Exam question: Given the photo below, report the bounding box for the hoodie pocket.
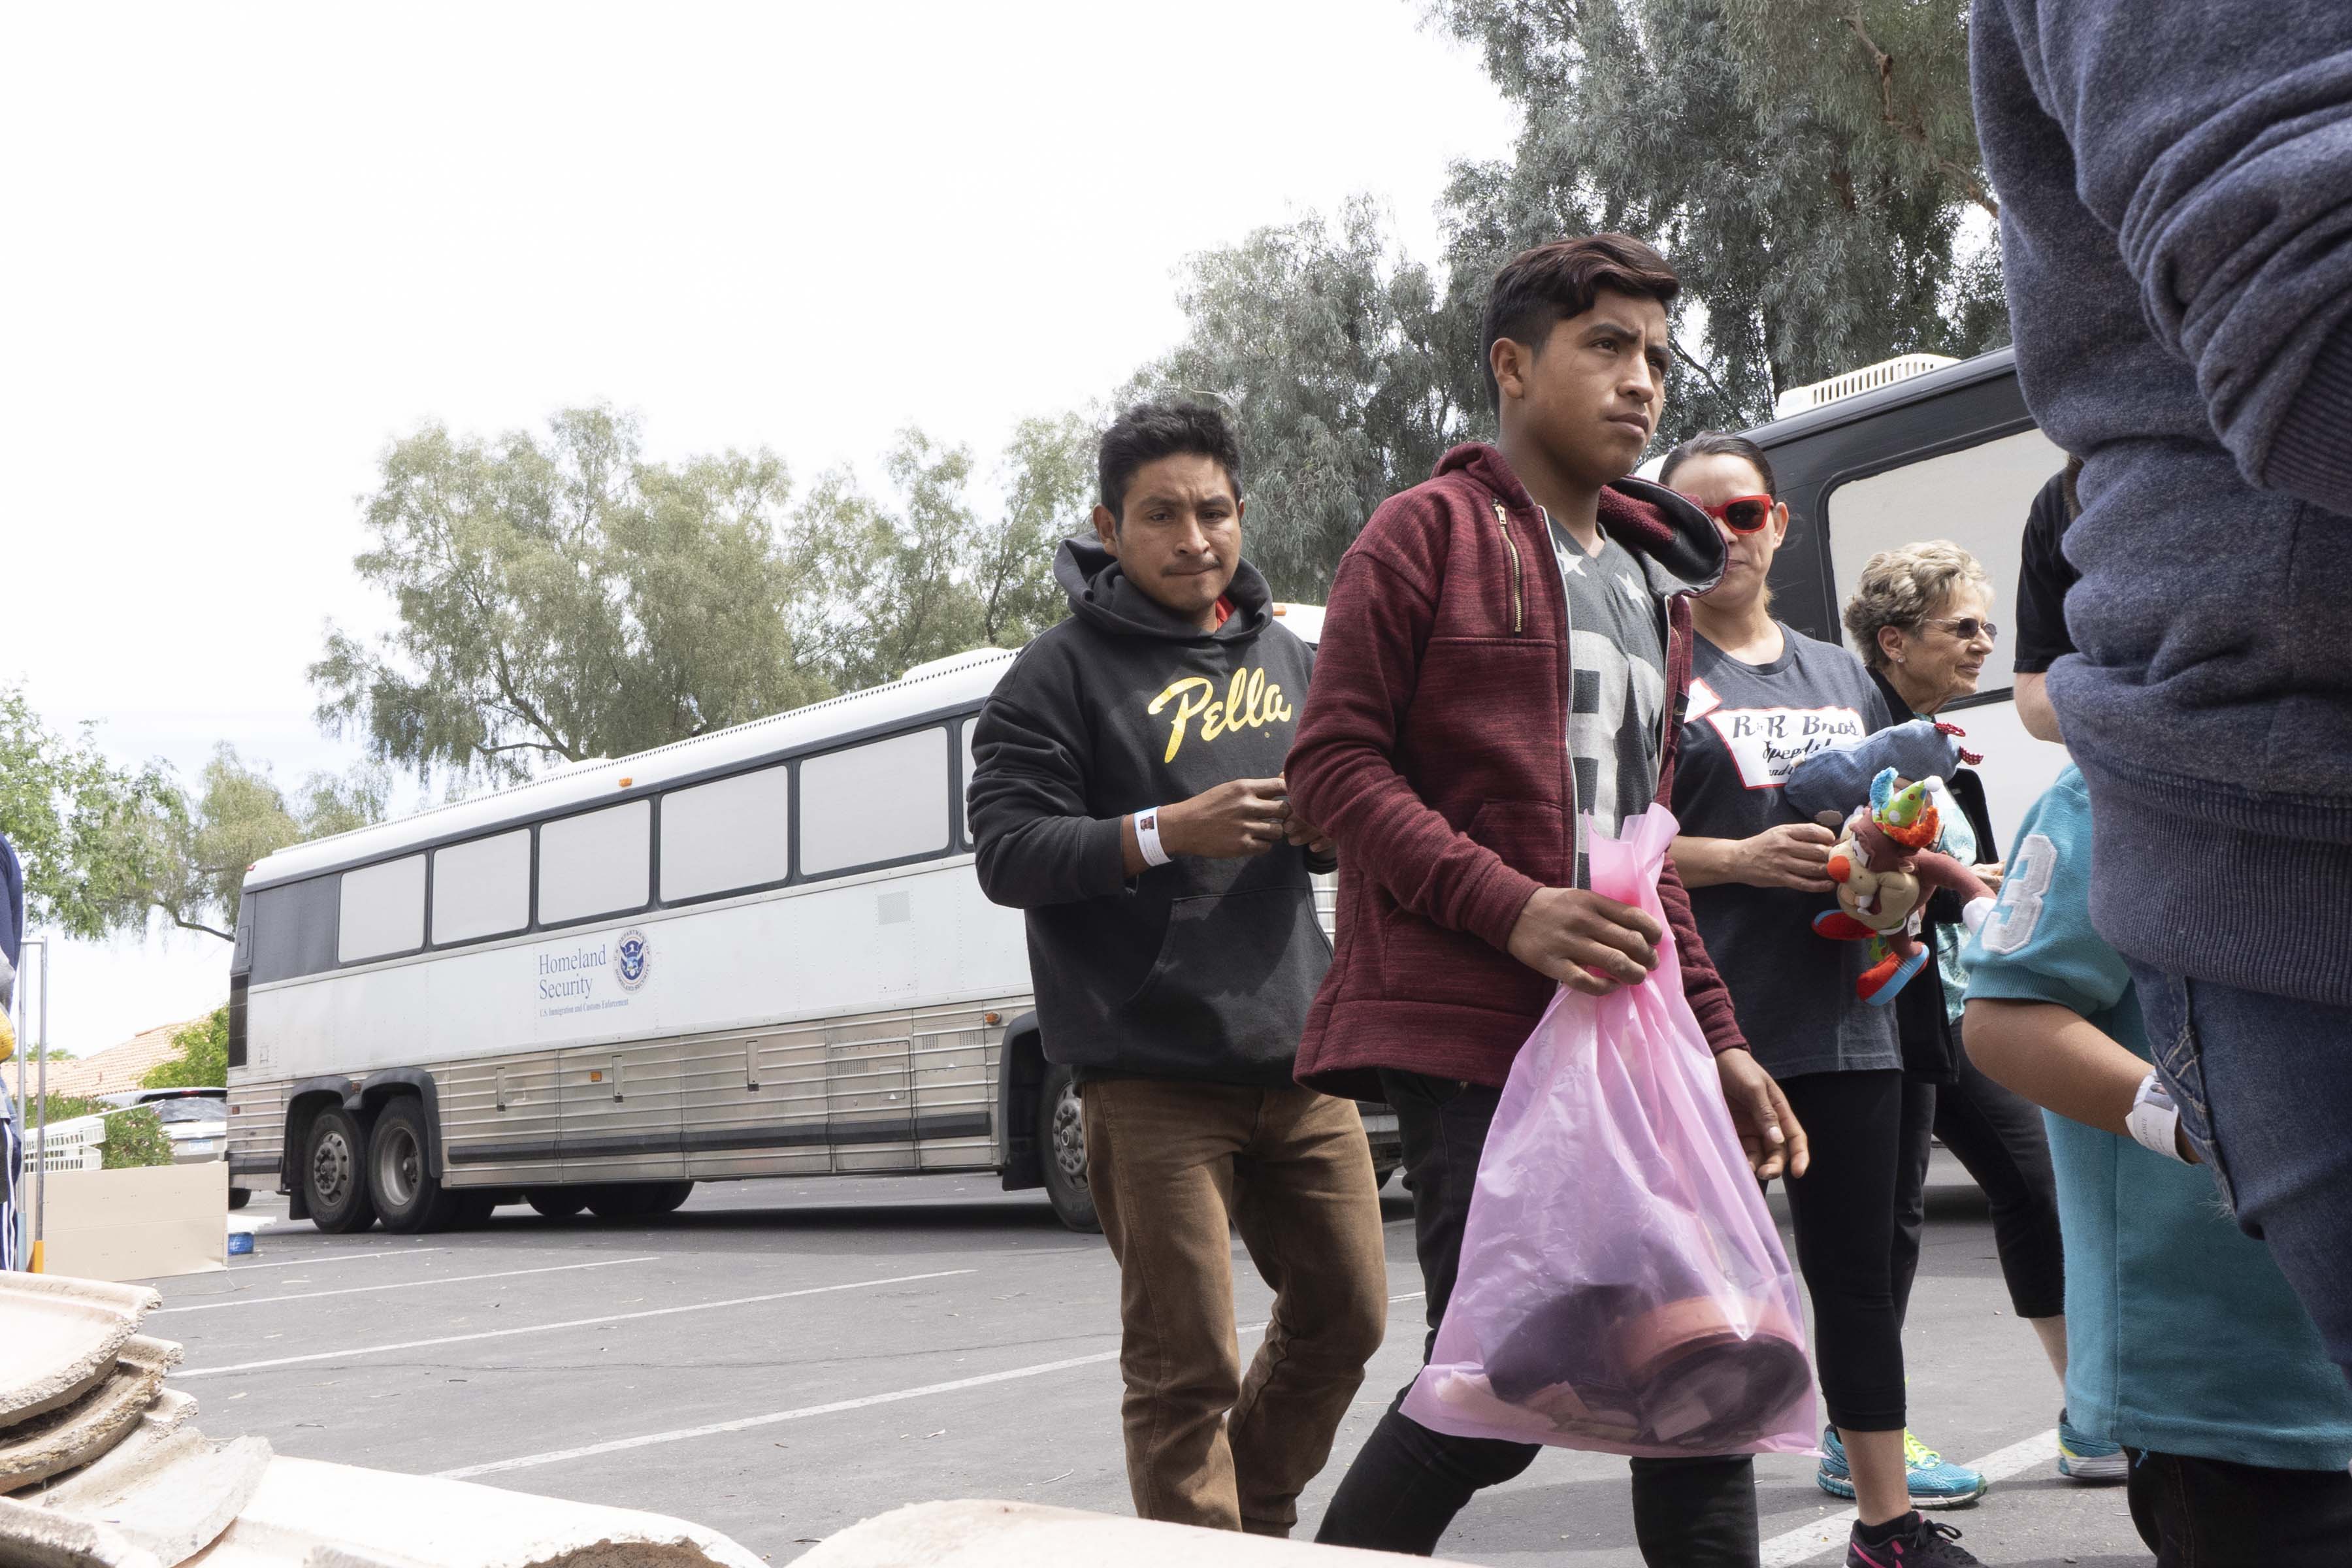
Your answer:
[1120,887,1331,1064]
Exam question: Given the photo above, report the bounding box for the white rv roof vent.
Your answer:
[1773,353,1959,418]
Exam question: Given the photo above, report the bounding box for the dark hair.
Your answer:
[1481,234,1680,414]
[1658,433,1778,498]
[1096,400,1243,521]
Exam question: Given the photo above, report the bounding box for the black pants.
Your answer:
[1775,1070,1907,1431]
[1892,1029,2066,1323]
[2124,1448,2352,1565]
[1313,1070,1759,1565]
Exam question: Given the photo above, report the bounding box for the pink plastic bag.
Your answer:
[1399,804,1818,1458]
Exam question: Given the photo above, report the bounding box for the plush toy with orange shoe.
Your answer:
[1812,768,1995,1005]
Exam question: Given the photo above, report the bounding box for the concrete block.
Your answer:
[0,1338,182,1494]
[33,1435,270,1568]
[791,1501,1469,1568]
[27,1392,200,1503]
[40,1165,228,1284]
[0,1275,161,1429]
[186,1456,766,1568]
[0,1493,162,1568]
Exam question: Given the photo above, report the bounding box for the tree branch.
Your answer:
[1840,14,2000,220]
[158,907,234,942]
[435,525,583,767]
[473,737,578,759]
[1670,335,1749,421]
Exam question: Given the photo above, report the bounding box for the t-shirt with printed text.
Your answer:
[1670,625,1902,1079]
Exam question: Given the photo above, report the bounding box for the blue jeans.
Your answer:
[2129,963,2352,1389]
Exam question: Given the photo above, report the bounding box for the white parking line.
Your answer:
[152,1256,658,1314]
[440,1347,1132,1478]
[223,1248,453,1273]
[177,1269,974,1379]
[440,1290,1429,1478]
[1757,1428,2059,1566]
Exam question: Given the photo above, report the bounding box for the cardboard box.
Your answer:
[38,1162,227,1282]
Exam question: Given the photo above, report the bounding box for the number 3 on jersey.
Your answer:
[1980,832,2057,955]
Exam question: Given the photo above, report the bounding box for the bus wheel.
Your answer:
[304,1105,378,1234]
[370,1098,459,1234]
[587,1181,694,1220]
[227,1187,252,1211]
[527,1189,588,1220]
[1037,1064,1099,1234]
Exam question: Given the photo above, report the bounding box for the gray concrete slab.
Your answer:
[151,1162,2150,1566]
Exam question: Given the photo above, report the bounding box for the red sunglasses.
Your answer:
[1679,492,1776,534]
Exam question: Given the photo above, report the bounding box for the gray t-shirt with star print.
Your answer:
[1547,518,1667,888]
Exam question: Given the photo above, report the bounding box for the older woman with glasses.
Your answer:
[1844,544,2091,1486]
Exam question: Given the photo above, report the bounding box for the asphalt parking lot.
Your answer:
[145,1160,2149,1566]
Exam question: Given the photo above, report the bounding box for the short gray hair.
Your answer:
[1842,541,1993,673]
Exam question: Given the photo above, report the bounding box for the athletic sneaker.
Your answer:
[1846,1512,1982,1567]
[1816,1427,1989,1509]
[2056,1407,2127,1482]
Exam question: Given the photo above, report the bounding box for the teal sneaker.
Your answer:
[2057,1409,2127,1482]
[1816,1427,1989,1509]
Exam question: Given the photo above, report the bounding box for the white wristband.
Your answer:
[1133,806,1173,869]
[2125,1071,2190,1164]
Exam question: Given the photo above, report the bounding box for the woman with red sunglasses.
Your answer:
[1659,434,1995,1556]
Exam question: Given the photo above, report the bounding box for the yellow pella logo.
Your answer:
[1149,668,1295,762]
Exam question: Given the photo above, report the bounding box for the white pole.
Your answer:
[29,938,47,1254]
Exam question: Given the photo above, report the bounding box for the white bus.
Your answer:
[227,607,1394,1235]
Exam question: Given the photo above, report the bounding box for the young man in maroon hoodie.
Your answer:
[1289,234,1810,1566]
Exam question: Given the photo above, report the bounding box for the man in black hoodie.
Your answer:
[969,402,1387,1537]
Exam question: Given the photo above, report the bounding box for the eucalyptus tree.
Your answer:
[1133,199,1471,601]
[314,404,1083,792]
[1430,0,2008,438]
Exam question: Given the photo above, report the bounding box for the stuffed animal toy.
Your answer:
[1812,768,1993,1005]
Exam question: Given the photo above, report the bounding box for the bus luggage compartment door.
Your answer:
[681,1026,832,1179]
[558,1039,687,1181]
[825,1015,916,1173]
[440,1051,563,1183]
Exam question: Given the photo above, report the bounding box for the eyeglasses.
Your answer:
[1922,615,2000,643]
[1678,492,1776,534]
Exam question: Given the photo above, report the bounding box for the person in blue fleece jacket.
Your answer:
[1971,3,2352,1390]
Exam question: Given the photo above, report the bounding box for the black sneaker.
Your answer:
[1846,1513,1982,1567]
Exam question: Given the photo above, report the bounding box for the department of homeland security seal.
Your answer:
[614,928,651,992]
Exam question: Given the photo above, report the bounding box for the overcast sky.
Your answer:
[0,2,1520,1054]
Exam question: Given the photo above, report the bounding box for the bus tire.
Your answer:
[368,1097,459,1234]
[227,1187,252,1210]
[1371,1158,1402,1192]
[304,1104,378,1234]
[1037,1064,1099,1234]
[527,1189,588,1220]
[587,1181,694,1220]
[453,1191,500,1227]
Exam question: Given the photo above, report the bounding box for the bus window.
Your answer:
[538,798,651,926]
[959,721,976,844]
[661,766,791,903]
[1822,426,2065,697]
[250,877,337,983]
[338,855,426,964]
[433,828,531,945]
[799,727,951,878]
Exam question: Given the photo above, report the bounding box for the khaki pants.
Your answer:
[1081,1077,1389,1535]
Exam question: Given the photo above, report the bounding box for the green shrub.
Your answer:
[32,1096,174,1169]
[142,1007,228,1090]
